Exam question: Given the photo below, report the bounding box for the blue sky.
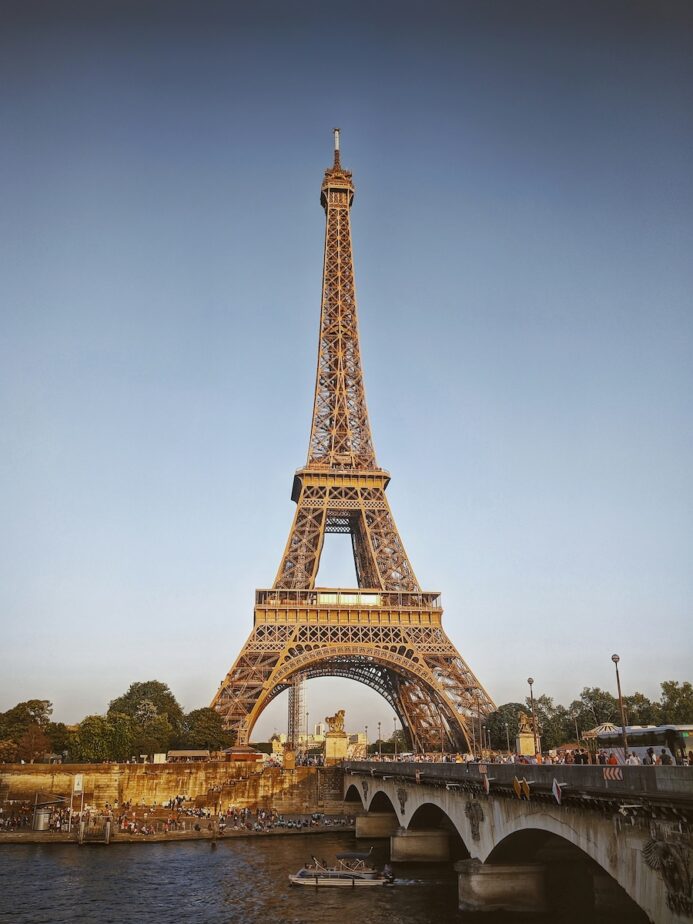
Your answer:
[1,1,691,739]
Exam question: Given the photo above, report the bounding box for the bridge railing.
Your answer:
[344,761,693,805]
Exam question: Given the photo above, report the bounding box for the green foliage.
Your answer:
[659,681,693,724]
[17,724,50,763]
[132,714,174,757]
[72,713,137,762]
[46,722,72,756]
[0,700,53,742]
[623,692,661,726]
[179,708,231,751]
[108,713,138,761]
[108,681,184,731]
[72,716,115,762]
[524,695,573,750]
[0,739,18,762]
[569,687,619,730]
[486,703,525,750]
[488,686,684,752]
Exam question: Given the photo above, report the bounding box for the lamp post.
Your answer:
[572,712,580,746]
[440,714,444,760]
[482,725,487,753]
[365,724,368,758]
[393,716,398,759]
[611,654,630,761]
[378,721,382,758]
[527,677,539,757]
[305,712,309,749]
[475,692,482,759]
[505,721,511,754]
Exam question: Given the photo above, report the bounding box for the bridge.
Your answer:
[344,760,693,922]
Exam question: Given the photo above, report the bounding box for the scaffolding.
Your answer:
[287,673,305,750]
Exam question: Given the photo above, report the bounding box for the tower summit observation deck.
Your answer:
[212,131,494,751]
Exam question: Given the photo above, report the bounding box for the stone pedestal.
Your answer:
[282,749,296,770]
[355,812,400,839]
[390,828,450,862]
[515,731,540,756]
[323,731,348,766]
[455,859,548,913]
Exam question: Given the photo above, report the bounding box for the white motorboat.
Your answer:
[289,851,394,888]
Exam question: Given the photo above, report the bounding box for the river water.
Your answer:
[0,833,644,923]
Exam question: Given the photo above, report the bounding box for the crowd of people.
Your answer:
[0,795,355,839]
[363,746,693,766]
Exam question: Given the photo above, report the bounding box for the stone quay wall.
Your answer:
[0,763,346,815]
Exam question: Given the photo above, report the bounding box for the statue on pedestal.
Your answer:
[516,711,540,757]
[324,709,348,765]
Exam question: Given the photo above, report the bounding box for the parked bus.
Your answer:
[595,725,693,764]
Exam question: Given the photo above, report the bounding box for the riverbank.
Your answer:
[0,762,346,815]
[0,823,355,845]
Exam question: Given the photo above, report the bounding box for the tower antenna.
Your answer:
[333,127,341,168]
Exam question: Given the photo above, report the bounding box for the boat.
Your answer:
[288,850,394,887]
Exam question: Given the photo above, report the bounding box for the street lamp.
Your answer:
[365,724,368,758]
[393,716,398,759]
[527,677,539,757]
[504,721,511,754]
[475,692,482,759]
[611,654,630,761]
[572,712,580,746]
[378,721,382,758]
[305,711,309,748]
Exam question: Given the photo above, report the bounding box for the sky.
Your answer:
[1,1,692,741]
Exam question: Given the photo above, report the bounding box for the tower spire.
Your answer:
[308,130,374,469]
[333,127,341,168]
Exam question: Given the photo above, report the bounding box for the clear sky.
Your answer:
[1,1,692,740]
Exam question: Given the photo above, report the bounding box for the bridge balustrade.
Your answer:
[344,760,693,806]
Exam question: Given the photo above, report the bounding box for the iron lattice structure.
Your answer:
[212,131,494,751]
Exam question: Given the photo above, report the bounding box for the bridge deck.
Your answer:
[345,761,693,808]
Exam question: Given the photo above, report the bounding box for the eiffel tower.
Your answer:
[212,131,495,751]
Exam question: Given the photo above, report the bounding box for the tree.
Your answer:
[569,688,618,731]
[623,692,660,726]
[17,723,50,763]
[132,714,174,757]
[180,708,231,750]
[46,722,72,756]
[525,695,573,750]
[72,716,116,763]
[486,703,524,751]
[108,681,184,731]
[0,700,53,742]
[0,739,18,762]
[107,713,137,761]
[659,681,693,724]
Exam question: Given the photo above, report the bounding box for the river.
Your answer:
[0,833,644,923]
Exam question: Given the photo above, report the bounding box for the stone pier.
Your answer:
[455,859,548,913]
[390,828,450,862]
[354,811,399,839]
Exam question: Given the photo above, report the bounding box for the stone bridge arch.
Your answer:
[344,770,680,921]
[485,827,646,919]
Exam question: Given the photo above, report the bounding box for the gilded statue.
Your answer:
[325,709,345,733]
